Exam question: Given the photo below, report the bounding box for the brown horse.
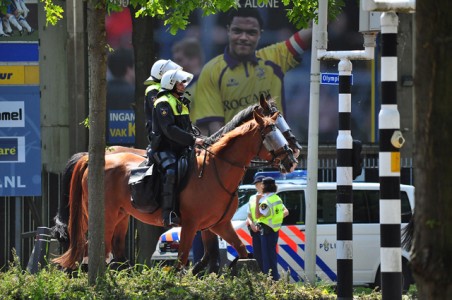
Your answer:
[51,95,301,268]
[52,110,297,269]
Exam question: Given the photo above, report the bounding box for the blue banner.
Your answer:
[107,109,135,145]
[0,43,39,63]
[0,86,41,196]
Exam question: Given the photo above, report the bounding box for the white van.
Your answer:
[152,171,415,289]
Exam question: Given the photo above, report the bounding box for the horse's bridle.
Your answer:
[270,106,303,152]
[253,120,298,173]
[261,124,293,162]
[198,120,294,175]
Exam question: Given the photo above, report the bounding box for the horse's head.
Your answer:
[258,94,302,159]
[254,109,298,174]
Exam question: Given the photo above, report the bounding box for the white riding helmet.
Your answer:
[160,69,193,91]
[144,59,182,85]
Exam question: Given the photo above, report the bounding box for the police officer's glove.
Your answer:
[146,148,155,166]
[194,137,204,156]
[181,97,191,107]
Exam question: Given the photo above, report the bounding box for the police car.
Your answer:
[152,170,415,289]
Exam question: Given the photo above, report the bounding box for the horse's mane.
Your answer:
[204,97,277,145]
[204,105,256,145]
[208,119,259,155]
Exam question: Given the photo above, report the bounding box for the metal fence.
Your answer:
[0,157,414,270]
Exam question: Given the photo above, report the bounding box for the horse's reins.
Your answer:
[197,124,282,178]
[197,143,247,179]
[196,143,245,230]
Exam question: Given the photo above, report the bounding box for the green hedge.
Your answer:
[0,256,417,300]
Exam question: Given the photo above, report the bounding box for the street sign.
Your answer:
[320,73,354,85]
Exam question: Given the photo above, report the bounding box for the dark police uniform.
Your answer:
[150,91,196,226]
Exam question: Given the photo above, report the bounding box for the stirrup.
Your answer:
[165,211,180,227]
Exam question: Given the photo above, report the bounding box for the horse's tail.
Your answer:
[52,156,89,269]
[50,152,88,250]
[401,210,415,252]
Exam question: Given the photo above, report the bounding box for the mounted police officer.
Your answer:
[144,59,182,142]
[149,69,203,227]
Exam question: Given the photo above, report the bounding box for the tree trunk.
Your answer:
[130,7,154,149]
[87,0,107,284]
[412,0,452,297]
[129,8,165,265]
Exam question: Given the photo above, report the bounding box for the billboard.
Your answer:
[0,86,41,196]
[0,41,41,196]
[107,109,135,145]
[107,1,373,145]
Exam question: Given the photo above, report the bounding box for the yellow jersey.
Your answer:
[193,40,302,125]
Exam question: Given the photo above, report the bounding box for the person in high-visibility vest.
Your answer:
[246,174,266,271]
[144,59,182,162]
[150,69,204,227]
[254,177,288,280]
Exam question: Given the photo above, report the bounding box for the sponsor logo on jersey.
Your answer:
[256,67,266,79]
[226,78,239,87]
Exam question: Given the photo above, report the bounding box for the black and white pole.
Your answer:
[336,58,353,300]
[379,11,404,300]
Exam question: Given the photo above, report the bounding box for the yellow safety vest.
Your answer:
[249,195,258,223]
[145,83,160,97]
[154,93,189,116]
[257,193,284,232]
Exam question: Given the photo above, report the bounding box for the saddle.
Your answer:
[128,149,193,213]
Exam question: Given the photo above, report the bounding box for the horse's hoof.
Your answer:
[80,263,89,272]
[179,268,188,276]
[229,258,259,276]
[206,261,220,274]
[192,259,209,276]
[108,257,132,271]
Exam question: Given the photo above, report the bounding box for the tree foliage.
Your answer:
[41,0,64,25]
[41,0,344,34]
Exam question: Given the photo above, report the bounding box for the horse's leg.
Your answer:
[108,213,131,270]
[111,213,130,262]
[210,222,248,259]
[176,225,197,270]
[192,230,220,275]
[103,220,116,264]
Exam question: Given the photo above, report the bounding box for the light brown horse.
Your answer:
[52,110,297,269]
[51,96,301,270]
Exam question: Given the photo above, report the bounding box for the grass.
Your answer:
[0,255,418,300]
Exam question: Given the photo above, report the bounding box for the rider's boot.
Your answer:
[161,170,180,227]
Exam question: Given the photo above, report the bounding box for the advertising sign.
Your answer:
[0,86,41,196]
[106,1,373,145]
[107,109,135,145]
[0,38,40,196]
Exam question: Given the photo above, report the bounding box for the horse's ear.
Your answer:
[259,93,270,112]
[253,110,265,126]
[254,105,263,116]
